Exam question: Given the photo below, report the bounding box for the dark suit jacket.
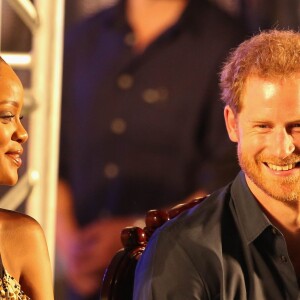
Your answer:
[134,172,299,299]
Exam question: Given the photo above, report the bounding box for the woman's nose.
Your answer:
[13,122,28,144]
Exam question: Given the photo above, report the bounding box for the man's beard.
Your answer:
[238,147,300,203]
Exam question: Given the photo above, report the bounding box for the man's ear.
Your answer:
[224,105,238,142]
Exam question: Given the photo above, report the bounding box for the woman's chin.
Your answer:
[8,177,18,186]
[0,175,19,186]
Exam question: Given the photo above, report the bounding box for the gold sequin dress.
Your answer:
[0,257,30,300]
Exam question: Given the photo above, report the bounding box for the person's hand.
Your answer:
[66,216,139,297]
[56,229,92,295]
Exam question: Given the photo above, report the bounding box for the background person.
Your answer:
[57,0,247,298]
[134,29,300,299]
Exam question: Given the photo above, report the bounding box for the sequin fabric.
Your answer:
[0,269,30,299]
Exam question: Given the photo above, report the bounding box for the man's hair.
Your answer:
[220,30,300,114]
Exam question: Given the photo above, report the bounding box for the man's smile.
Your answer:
[265,162,298,171]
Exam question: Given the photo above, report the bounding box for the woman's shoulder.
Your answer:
[0,209,42,239]
[0,208,42,232]
[0,209,53,298]
[0,209,46,277]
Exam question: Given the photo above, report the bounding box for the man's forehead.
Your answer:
[240,74,300,113]
[245,74,300,89]
[247,71,300,83]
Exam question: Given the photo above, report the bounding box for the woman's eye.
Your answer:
[0,115,15,123]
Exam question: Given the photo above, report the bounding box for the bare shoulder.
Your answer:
[0,208,44,242]
[0,209,46,268]
[0,209,53,299]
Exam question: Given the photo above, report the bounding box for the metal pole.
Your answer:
[26,0,65,270]
[5,0,39,32]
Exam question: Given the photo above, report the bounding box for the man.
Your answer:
[57,0,246,298]
[134,30,300,299]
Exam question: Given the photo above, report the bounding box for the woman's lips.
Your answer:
[5,151,23,167]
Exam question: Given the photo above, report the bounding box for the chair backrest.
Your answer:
[100,197,205,300]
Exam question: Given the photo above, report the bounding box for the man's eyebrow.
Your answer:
[0,100,18,107]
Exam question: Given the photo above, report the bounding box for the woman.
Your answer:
[0,57,53,299]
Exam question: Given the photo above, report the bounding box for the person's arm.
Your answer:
[56,179,92,295]
[56,179,142,296]
[75,215,143,293]
[133,228,208,300]
[56,179,79,263]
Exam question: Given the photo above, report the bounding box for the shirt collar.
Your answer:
[230,171,271,244]
[100,0,127,31]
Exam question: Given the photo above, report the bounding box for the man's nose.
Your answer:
[270,129,295,159]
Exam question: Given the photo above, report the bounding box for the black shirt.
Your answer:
[60,0,246,226]
[134,172,300,299]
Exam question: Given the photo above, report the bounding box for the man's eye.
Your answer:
[257,124,269,129]
[291,124,300,132]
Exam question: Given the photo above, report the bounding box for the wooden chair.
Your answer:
[100,197,205,300]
